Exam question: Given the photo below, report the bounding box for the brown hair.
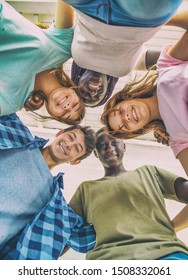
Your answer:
[101,71,170,143]
[25,23,85,124]
[62,125,96,161]
[25,68,85,125]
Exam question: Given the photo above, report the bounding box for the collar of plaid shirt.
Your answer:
[0,114,96,259]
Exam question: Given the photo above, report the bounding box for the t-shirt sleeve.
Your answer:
[157,45,187,74]
[154,166,181,201]
[69,185,86,221]
[170,139,188,158]
[45,21,74,56]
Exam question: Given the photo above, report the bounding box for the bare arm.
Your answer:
[166,10,188,61]
[55,0,74,29]
[166,10,188,30]
[177,148,188,177]
[163,11,188,232]
[172,177,188,232]
[172,205,188,232]
[137,10,188,70]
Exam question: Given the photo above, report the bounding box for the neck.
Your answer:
[148,94,161,120]
[104,164,126,177]
[41,146,58,170]
[34,69,58,98]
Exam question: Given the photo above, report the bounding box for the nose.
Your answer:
[63,102,71,110]
[89,89,98,97]
[64,141,71,150]
[106,143,114,152]
[125,113,131,122]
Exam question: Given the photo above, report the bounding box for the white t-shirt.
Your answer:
[72,10,161,77]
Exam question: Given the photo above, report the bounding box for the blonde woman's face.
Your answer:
[47,87,81,121]
[108,98,151,133]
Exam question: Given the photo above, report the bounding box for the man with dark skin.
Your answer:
[68,129,188,260]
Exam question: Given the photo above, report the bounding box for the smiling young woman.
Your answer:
[0,0,85,125]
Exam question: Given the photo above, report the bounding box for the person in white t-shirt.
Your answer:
[62,0,183,107]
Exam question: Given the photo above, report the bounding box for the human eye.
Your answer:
[112,141,119,146]
[97,143,105,149]
[76,144,83,153]
[119,108,123,115]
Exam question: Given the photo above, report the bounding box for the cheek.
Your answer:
[45,102,53,116]
[140,106,148,122]
[46,97,56,110]
[71,92,79,103]
[79,75,89,87]
[108,114,117,130]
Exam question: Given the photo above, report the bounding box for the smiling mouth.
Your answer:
[132,107,138,122]
[59,141,69,156]
[57,96,67,107]
[105,153,118,160]
[88,81,102,94]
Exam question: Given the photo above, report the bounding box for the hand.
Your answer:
[154,130,170,146]
[24,92,45,111]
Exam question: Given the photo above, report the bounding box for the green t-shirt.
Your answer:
[69,165,188,260]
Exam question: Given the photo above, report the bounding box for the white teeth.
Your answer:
[132,108,138,122]
[58,97,67,106]
[88,82,101,90]
[59,142,66,155]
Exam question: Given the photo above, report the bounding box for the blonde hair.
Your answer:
[101,71,170,143]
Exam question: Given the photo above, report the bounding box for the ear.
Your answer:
[94,149,98,158]
[69,159,81,165]
[56,130,64,137]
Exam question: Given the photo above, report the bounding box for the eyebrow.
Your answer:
[69,131,76,139]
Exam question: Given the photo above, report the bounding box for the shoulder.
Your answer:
[157,45,187,71]
[79,177,104,187]
[136,165,157,173]
[45,23,74,43]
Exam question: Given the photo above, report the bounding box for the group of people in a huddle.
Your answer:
[1,0,188,260]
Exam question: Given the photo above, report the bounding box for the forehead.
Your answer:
[97,132,118,144]
[65,128,85,138]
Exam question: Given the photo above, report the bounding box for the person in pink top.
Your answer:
[101,9,188,231]
[101,9,188,177]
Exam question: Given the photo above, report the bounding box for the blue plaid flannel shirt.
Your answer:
[0,114,96,260]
